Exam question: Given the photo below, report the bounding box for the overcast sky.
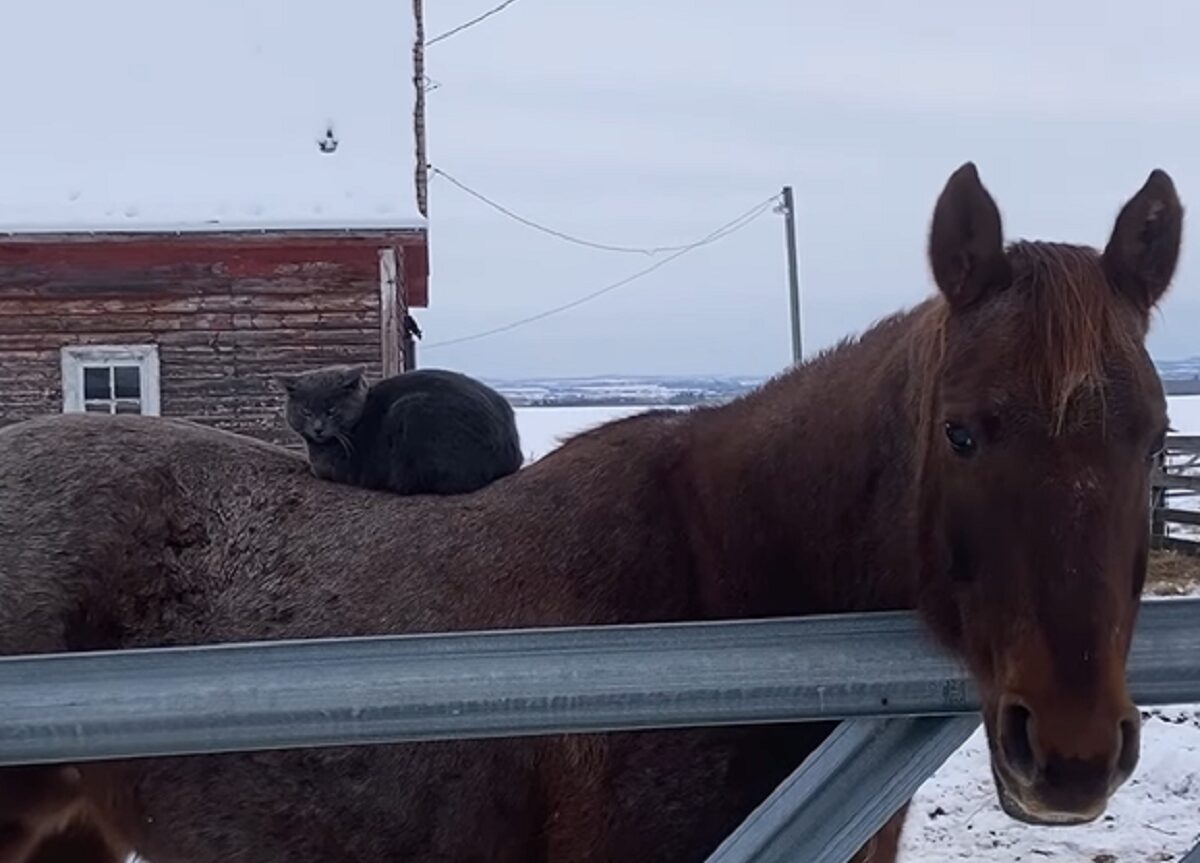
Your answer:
[417,0,1200,379]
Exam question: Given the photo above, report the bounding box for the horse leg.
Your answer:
[0,767,128,863]
[848,802,908,863]
[0,822,44,863]
[23,821,125,863]
[0,767,80,863]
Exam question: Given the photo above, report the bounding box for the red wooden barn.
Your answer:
[0,0,429,446]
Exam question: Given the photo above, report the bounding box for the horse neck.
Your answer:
[684,309,930,619]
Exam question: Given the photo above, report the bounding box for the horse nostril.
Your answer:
[999,697,1037,784]
[1116,711,1141,779]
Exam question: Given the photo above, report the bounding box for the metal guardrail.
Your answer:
[0,603,1196,863]
[705,715,979,863]
[1184,840,1200,863]
[0,599,1198,766]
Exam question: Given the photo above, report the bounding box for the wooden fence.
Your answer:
[1153,435,1200,555]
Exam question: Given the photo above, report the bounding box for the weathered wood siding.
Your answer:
[0,232,428,446]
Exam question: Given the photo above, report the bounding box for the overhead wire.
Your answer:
[422,193,781,350]
[430,166,742,256]
[422,5,783,351]
[427,0,523,47]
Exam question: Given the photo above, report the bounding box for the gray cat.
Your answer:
[275,365,523,495]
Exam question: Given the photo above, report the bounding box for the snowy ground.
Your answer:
[900,707,1200,862]
[515,395,1200,466]
[515,398,1200,862]
[1171,397,1200,438]
[514,405,661,462]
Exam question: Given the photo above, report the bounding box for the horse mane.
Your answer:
[910,240,1144,436]
[1017,241,1144,427]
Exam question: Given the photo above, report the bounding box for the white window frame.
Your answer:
[60,344,161,416]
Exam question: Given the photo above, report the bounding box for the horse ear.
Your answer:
[928,162,1012,311]
[1103,169,1183,313]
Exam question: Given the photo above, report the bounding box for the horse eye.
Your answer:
[944,422,977,456]
[1148,434,1167,462]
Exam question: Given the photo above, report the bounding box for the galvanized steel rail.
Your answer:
[705,715,979,863]
[1183,839,1200,863]
[0,598,1197,766]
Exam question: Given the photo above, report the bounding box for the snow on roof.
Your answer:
[1,0,425,234]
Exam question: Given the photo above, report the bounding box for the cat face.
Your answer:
[275,365,369,444]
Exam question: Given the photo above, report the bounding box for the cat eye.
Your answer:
[944,421,977,457]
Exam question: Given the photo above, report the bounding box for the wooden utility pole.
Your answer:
[780,186,803,364]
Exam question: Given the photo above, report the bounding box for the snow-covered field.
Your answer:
[514,405,660,462]
[4,1,423,233]
[901,709,1200,862]
[516,398,1200,862]
[516,395,1200,464]
[1170,396,1200,439]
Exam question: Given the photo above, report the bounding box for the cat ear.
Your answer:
[273,374,300,394]
[340,366,367,389]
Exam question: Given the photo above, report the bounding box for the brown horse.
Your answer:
[0,163,1181,863]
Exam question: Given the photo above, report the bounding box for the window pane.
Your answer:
[113,366,141,398]
[84,402,113,414]
[114,400,142,415]
[83,367,111,400]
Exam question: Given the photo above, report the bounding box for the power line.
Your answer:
[423,194,780,350]
[430,166,740,256]
[427,0,523,47]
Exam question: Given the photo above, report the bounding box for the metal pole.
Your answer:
[705,716,979,863]
[781,186,802,364]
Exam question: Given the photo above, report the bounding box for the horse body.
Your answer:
[0,164,1182,861]
[0,337,917,862]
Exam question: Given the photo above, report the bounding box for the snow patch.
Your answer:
[900,713,1200,862]
[1,0,423,233]
[1169,396,1200,436]
[515,405,666,462]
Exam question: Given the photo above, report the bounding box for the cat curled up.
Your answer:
[275,366,524,495]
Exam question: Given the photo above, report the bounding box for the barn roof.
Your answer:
[1,0,426,234]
